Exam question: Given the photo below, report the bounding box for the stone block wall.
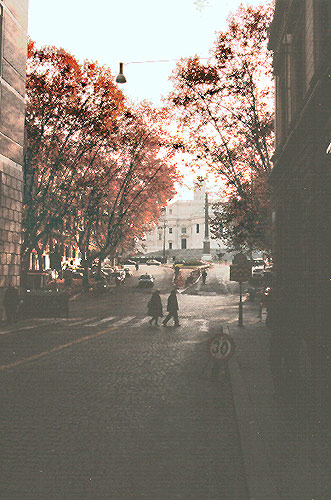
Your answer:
[0,0,29,305]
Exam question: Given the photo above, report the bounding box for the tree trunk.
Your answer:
[36,245,44,271]
[82,252,90,292]
[20,250,31,291]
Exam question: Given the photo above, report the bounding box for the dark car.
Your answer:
[124,267,133,277]
[138,274,154,287]
[113,270,126,285]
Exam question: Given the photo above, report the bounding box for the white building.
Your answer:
[141,184,223,260]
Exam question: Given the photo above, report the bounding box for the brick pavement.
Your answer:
[1,285,330,499]
[227,302,331,500]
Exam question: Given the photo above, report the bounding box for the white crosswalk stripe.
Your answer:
[69,317,98,326]
[84,316,116,327]
[132,317,150,327]
[111,316,136,327]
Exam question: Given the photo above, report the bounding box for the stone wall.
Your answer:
[0,0,29,304]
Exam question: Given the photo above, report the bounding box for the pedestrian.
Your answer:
[202,269,207,285]
[147,290,163,326]
[2,283,19,325]
[64,267,73,288]
[162,289,180,327]
[135,262,139,271]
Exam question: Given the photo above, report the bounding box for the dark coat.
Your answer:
[3,285,19,310]
[148,293,163,317]
[167,292,178,313]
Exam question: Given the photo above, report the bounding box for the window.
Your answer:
[158,233,162,241]
[196,223,200,233]
[181,239,187,249]
[182,227,186,234]
[169,227,172,234]
[169,209,172,215]
[169,242,173,249]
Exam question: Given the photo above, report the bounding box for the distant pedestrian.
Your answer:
[202,269,207,285]
[147,290,163,326]
[135,262,139,271]
[2,283,19,325]
[162,289,180,327]
[64,268,73,288]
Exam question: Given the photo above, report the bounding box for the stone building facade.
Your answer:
[0,0,29,294]
[141,184,223,260]
[268,0,331,414]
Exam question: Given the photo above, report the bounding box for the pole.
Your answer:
[163,214,166,264]
[238,281,243,326]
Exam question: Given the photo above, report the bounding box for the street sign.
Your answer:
[230,253,251,282]
[208,332,235,361]
[230,264,251,282]
[232,253,248,265]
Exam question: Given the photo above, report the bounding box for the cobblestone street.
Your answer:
[1,265,249,500]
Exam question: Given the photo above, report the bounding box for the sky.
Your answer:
[28,0,267,198]
[28,0,265,105]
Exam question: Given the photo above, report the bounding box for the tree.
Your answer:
[24,41,125,275]
[169,3,274,252]
[66,103,178,287]
[24,42,179,288]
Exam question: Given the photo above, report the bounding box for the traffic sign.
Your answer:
[208,332,235,361]
[232,253,248,265]
[230,264,251,282]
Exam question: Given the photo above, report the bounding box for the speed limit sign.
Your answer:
[208,332,235,361]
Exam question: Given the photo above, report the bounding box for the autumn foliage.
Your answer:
[24,41,178,281]
[170,3,274,252]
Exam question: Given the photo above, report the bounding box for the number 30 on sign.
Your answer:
[208,333,235,361]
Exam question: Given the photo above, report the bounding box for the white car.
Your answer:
[146,259,161,266]
[252,259,265,278]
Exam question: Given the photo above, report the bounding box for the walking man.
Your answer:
[2,283,19,325]
[147,290,163,326]
[163,289,180,327]
[202,269,207,285]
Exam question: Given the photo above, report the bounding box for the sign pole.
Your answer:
[238,281,243,326]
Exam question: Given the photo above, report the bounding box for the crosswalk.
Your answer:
[71,315,212,331]
[0,315,214,335]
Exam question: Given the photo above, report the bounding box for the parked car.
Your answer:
[124,267,133,277]
[138,273,154,287]
[113,270,126,284]
[146,259,161,266]
[121,259,136,266]
[252,259,265,278]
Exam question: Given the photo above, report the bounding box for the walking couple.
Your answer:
[147,289,180,327]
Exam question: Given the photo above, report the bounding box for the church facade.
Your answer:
[141,185,223,260]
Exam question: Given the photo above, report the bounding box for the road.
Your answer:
[1,264,249,500]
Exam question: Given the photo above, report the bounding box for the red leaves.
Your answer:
[24,43,178,263]
[169,3,274,251]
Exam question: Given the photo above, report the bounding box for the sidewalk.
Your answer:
[227,303,331,500]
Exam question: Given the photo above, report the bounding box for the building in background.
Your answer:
[140,183,224,261]
[0,0,29,297]
[268,0,330,414]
